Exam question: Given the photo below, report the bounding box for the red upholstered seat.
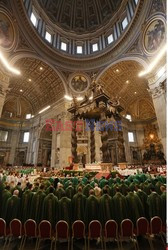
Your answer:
[120,219,137,250]
[24,219,37,237]
[72,220,86,250]
[88,220,103,250]
[55,220,70,250]
[149,217,166,248]
[136,217,149,236]
[36,220,53,250]
[0,218,6,237]
[104,220,120,250]
[10,219,22,237]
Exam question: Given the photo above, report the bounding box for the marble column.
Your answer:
[94,129,102,162]
[8,129,20,165]
[59,113,72,168]
[148,67,166,154]
[0,68,10,117]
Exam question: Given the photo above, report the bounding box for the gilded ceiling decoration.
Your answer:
[7,58,65,114]
[98,60,156,121]
[38,0,122,33]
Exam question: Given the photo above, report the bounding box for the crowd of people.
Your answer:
[0,169,166,229]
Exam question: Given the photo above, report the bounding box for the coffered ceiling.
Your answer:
[98,60,156,121]
[5,58,65,114]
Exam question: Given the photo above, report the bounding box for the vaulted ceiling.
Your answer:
[5,58,65,115]
[38,0,122,33]
[98,60,156,121]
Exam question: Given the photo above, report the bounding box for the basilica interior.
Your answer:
[0,0,167,249]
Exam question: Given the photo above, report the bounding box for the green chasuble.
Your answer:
[113,192,128,224]
[72,192,86,222]
[0,181,5,212]
[83,184,93,197]
[126,192,145,225]
[65,186,76,199]
[147,192,162,219]
[99,194,114,226]
[55,187,66,200]
[42,193,59,227]
[5,195,21,225]
[155,181,163,195]
[161,191,166,223]
[30,190,46,223]
[59,197,72,226]
[119,183,129,196]
[99,178,108,189]
[21,190,34,223]
[11,185,23,198]
[84,195,99,226]
[136,190,149,219]
[1,189,12,219]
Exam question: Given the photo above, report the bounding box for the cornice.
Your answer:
[11,0,150,71]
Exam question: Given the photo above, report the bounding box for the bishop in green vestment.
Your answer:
[55,185,66,200]
[65,185,76,199]
[84,189,99,226]
[126,191,144,225]
[59,196,72,226]
[113,189,128,224]
[160,186,166,223]
[72,186,86,222]
[99,189,114,226]
[5,190,21,225]
[0,186,12,219]
[21,184,34,223]
[30,185,46,223]
[83,184,93,197]
[147,188,162,219]
[42,187,59,227]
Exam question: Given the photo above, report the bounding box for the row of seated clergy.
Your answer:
[0,184,165,228]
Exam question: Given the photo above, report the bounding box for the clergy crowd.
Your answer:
[0,170,166,229]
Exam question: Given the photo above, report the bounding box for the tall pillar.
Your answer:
[71,114,78,163]
[0,68,10,117]
[90,127,95,163]
[95,129,102,162]
[148,66,166,154]
[51,128,57,168]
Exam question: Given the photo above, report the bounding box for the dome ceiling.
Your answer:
[39,0,123,33]
[98,60,156,121]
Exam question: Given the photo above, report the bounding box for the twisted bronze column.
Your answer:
[71,115,78,163]
[100,111,111,163]
[90,128,96,163]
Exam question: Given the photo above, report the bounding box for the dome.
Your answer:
[38,0,123,34]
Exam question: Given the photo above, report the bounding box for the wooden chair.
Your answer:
[88,220,103,250]
[71,220,86,250]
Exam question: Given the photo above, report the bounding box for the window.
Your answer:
[30,12,37,27]
[45,31,51,43]
[126,114,132,121]
[77,46,83,54]
[107,34,114,44]
[61,42,67,51]
[122,17,128,30]
[92,43,98,52]
[26,114,31,119]
[0,131,8,142]
[128,132,134,142]
[23,132,30,143]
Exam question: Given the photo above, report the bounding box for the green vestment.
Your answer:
[72,192,86,222]
[161,191,166,223]
[5,195,21,225]
[42,193,59,227]
[21,189,34,223]
[113,192,128,224]
[84,195,99,226]
[99,194,114,225]
[65,186,75,199]
[83,184,93,197]
[30,190,46,223]
[1,189,12,219]
[55,188,66,200]
[147,192,162,219]
[59,197,72,226]
[126,192,145,225]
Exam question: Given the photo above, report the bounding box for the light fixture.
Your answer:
[139,45,166,77]
[126,80,130,84]
[31,115,34,118]
[134,91,137,94]
[38,105,50,114]
[28,78,32,82]
[157,66,165,78]
[149,134,154,139]
[116,69,120,73]
[76,96,84,101]
[40,67,43,70]
[0,51,21,75]
[20,89,23,92]
[64,95,73,101]
[89,95,93,100]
